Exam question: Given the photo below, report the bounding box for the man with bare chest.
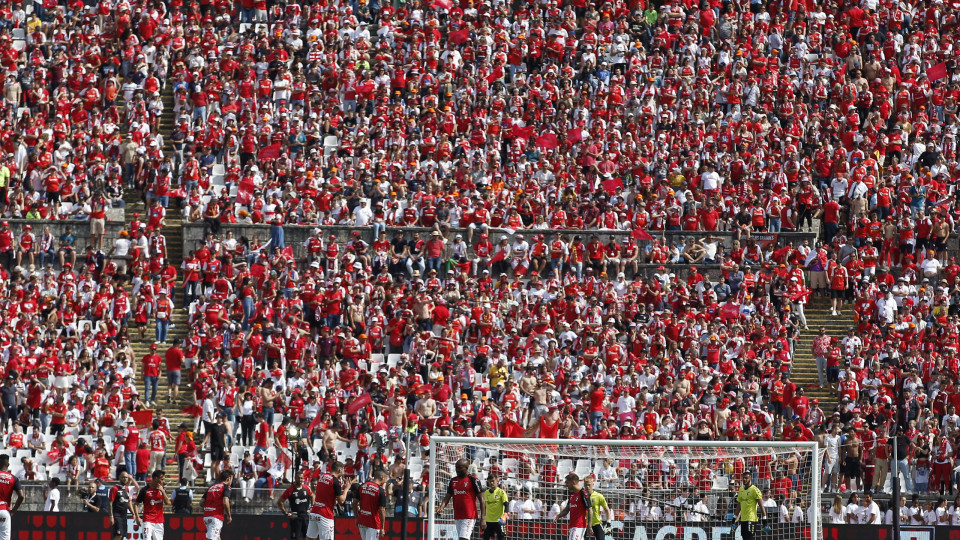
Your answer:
[843,429,863,491]
[518,369,539,425]
[373,396,408,437]
[415,393,437,432]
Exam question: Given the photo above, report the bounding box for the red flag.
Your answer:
[432,0,453,9]
[719,303,741,320]
[535,133,559,149]
[567,129,583,144]
[490,250,506,263]
[131,410,154,427]
[278,450,294,472]
[46,448,61,464]
[281,246,295,260]
[307,413,324,437]
[928,62,948,81]
[181,405,202,418]
[258,143,282,160]
[601,178,623,194]
[347,392,373,415]
[449,29,469,44]
[631,228,654,241]
[510,126,535,140]
[486,67,503,84]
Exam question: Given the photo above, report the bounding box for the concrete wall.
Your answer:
[7,210,126,257]
[182,222,816,279]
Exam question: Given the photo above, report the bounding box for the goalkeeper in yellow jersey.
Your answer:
[735,472,766,540]
[482,474,508,540]
[583,476,613,540]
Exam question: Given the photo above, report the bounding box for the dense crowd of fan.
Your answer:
[3,0,960,517]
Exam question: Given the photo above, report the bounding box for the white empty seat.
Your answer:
[574,459,592,477]
[11,29,24,40]
[501,458,518,476]
[387,354,402,368]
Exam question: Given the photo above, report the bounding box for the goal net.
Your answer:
[427,437,822,540]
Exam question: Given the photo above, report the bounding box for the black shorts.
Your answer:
[830,289,845,298]
[482,522,505,540]
[211,446,226,461]
[290,516,310,539]
[845,456,861,478]
[591,524,606,540]
[113,515,129,537]
[740,521,757,540]
[46,191,60,203]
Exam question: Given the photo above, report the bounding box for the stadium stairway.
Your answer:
[126,84,198,492]
[791,297,851,406]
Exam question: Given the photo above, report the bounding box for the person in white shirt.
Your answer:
[545,500,562,521]
[943,405,960,434]
[828,495,846,524]
[886,497,909,525]
[520,494,539,520]
[845,493,862,524]
[690,493,710,523]
[779,498,804,523]
[44,478,61,512]
[508,491,524,518]
[923,501,939,525]
[949,496,960,526]
[860,493,881,524]
[353,199,373,226]
[762,491,779,516]
[700,163,722,191]
[823,424,842,491]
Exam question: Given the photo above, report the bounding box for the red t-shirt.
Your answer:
[137,486,166,523]
[149,430,167,452]
[143,354,162,378]
[589,388,606,413]
[357,481,387,529]
[165,347,184,372]
[310,473,342,518]
[203,481,232,519]
[0,471,21,511]
[566,489,591,528]
[447,475,482,520]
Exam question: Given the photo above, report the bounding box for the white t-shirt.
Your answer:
[861,502,881,524]
[44,487,60,512]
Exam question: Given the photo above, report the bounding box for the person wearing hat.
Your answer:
[108,228,132,275]
[423,229,446,275]
[154,289,173,344]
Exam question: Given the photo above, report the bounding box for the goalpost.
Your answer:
[427,437,822,540]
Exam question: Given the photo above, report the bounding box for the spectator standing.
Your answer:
[122,419,140,477]
[154,291,173,344]
[142,344,162,406]
[165,344,184,404]
[43,478,60,512]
